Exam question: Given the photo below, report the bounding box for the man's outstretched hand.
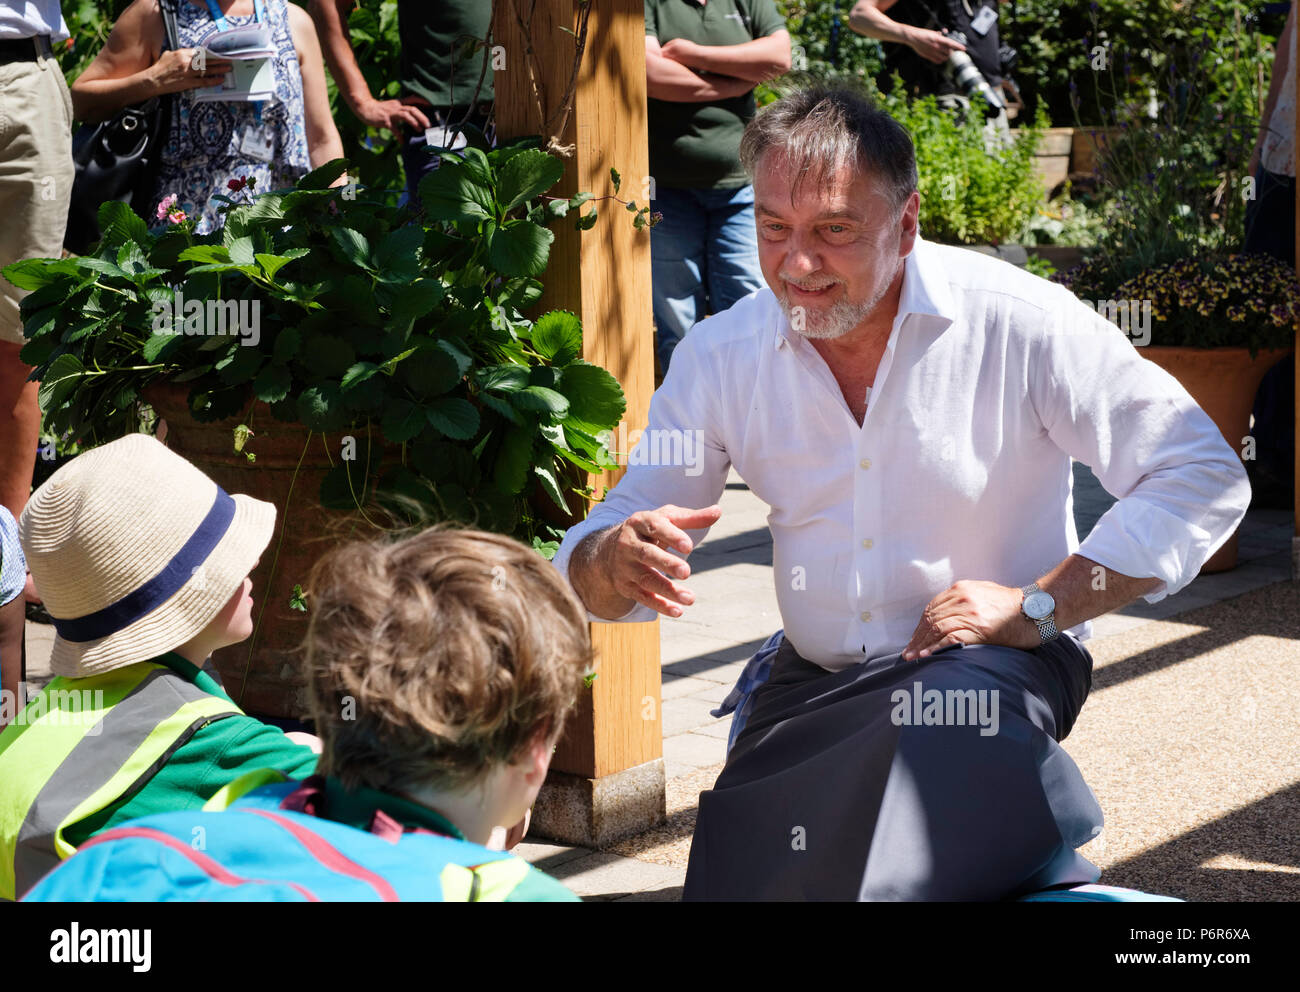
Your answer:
[901,580,1039,661]
[584,504,722,619]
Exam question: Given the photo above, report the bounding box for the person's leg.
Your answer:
[0,596,22,729]
[687,632,1100,900]
[0,45,72,520]
[1242,167,1296,505]
[703,184,765,318]
[649,186,708,376]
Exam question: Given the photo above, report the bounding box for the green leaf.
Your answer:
[340,361,382,391]
[560,361,626,430]
[37,353,86,415]
[397,344,460,397]
[142,332,181,362]
[386,280,444,327]
[217,344,263,385]
[74,257,129,280]
[256,248,309,281]
[511,385,569,419]
[531,311,582,365]
[97,200,149,247]
[374,226,424,282]
[418,162,495,223]
[574,208,598,231]
[253,362,291,403]
[273,326,301,363]
[494,425,534,494]
[178,245,232,265]
[476,364,529,393]
[228,237,256,266]
[303,335,356,378]
[609,167,622,194]
[297,383,348,431]
[533,463,570,514]
[477,390,523,426]
[497,148,565,212]
[298,158,351,190]
[330,227,373,270]
[485,219,554,278]
[1,257,77,291]
[381,398,427,442]
[436,339,473,378]
[425,397,480,440]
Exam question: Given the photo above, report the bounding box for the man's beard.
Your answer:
[777,278,889,340]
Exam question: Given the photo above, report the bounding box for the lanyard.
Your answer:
[203,0,266,32]
[202,0,271,120]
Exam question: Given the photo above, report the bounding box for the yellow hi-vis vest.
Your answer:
[0,662,241,900]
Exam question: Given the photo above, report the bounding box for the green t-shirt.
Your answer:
[63,653,319,847]
[317,778,579,902]
[397,0,494,110]
[646,0,786,189]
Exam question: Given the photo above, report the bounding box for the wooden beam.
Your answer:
[493,0,665,843]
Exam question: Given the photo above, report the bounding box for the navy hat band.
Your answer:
[53,487,238,644]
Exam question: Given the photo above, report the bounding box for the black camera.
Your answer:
[944,30,1005,116]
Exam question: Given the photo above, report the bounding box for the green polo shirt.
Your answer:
[317,778,580,902]
[646,0,786,189]
[397,0,494,110]
[62,653,319,847]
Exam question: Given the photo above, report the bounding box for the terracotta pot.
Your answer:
[1138,346,1293,572]
[143,382,394,719]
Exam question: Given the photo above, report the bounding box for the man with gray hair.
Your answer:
[553,83,1249,900]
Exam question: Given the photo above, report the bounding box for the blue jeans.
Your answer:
[650,184,765,375]
[398,106,495,211]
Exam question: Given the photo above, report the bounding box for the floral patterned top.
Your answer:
[147,0,310,233]
[1261,33,1295,178]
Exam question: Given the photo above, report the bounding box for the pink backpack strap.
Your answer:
[278,774,328,817]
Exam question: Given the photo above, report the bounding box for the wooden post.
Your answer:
[492,0,666,844]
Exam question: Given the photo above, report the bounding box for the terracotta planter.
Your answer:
[144,382,394,719]
[1070,126,1124,176]
[1138,346,1293,572]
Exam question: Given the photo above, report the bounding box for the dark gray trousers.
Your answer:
[683,634,1103,901]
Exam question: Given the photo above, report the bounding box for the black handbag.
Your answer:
[64,0,180,254]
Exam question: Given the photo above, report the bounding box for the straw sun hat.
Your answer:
[19,433,276,678]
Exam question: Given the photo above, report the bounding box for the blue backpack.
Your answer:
[1020,884,1182,902]
[22,771,563,902]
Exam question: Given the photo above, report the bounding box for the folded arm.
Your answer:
[645,35,756,102]
[658,29,792,85]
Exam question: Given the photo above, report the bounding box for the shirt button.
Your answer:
[859,458,872,469]
[860,611,873,622]
[861,538,874,549]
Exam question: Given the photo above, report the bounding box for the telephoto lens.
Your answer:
[944,30,1004,116]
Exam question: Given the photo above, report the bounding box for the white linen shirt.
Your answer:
[552,236,1251,672]
[0,2,69,41]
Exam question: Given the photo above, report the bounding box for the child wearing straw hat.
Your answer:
[25,526,589,901]
[0,433,318,901]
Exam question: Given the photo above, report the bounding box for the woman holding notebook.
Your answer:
[70,0,343,233]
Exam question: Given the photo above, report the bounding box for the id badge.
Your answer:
[238,122,275,163]
[424,123,468,152]
[969,4,998,37]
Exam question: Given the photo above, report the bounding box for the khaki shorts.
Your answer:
[0,38,73,345]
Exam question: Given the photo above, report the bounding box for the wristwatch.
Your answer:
[1020,582,1059,643]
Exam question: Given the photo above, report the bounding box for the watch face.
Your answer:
[1023,591,1054,620]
